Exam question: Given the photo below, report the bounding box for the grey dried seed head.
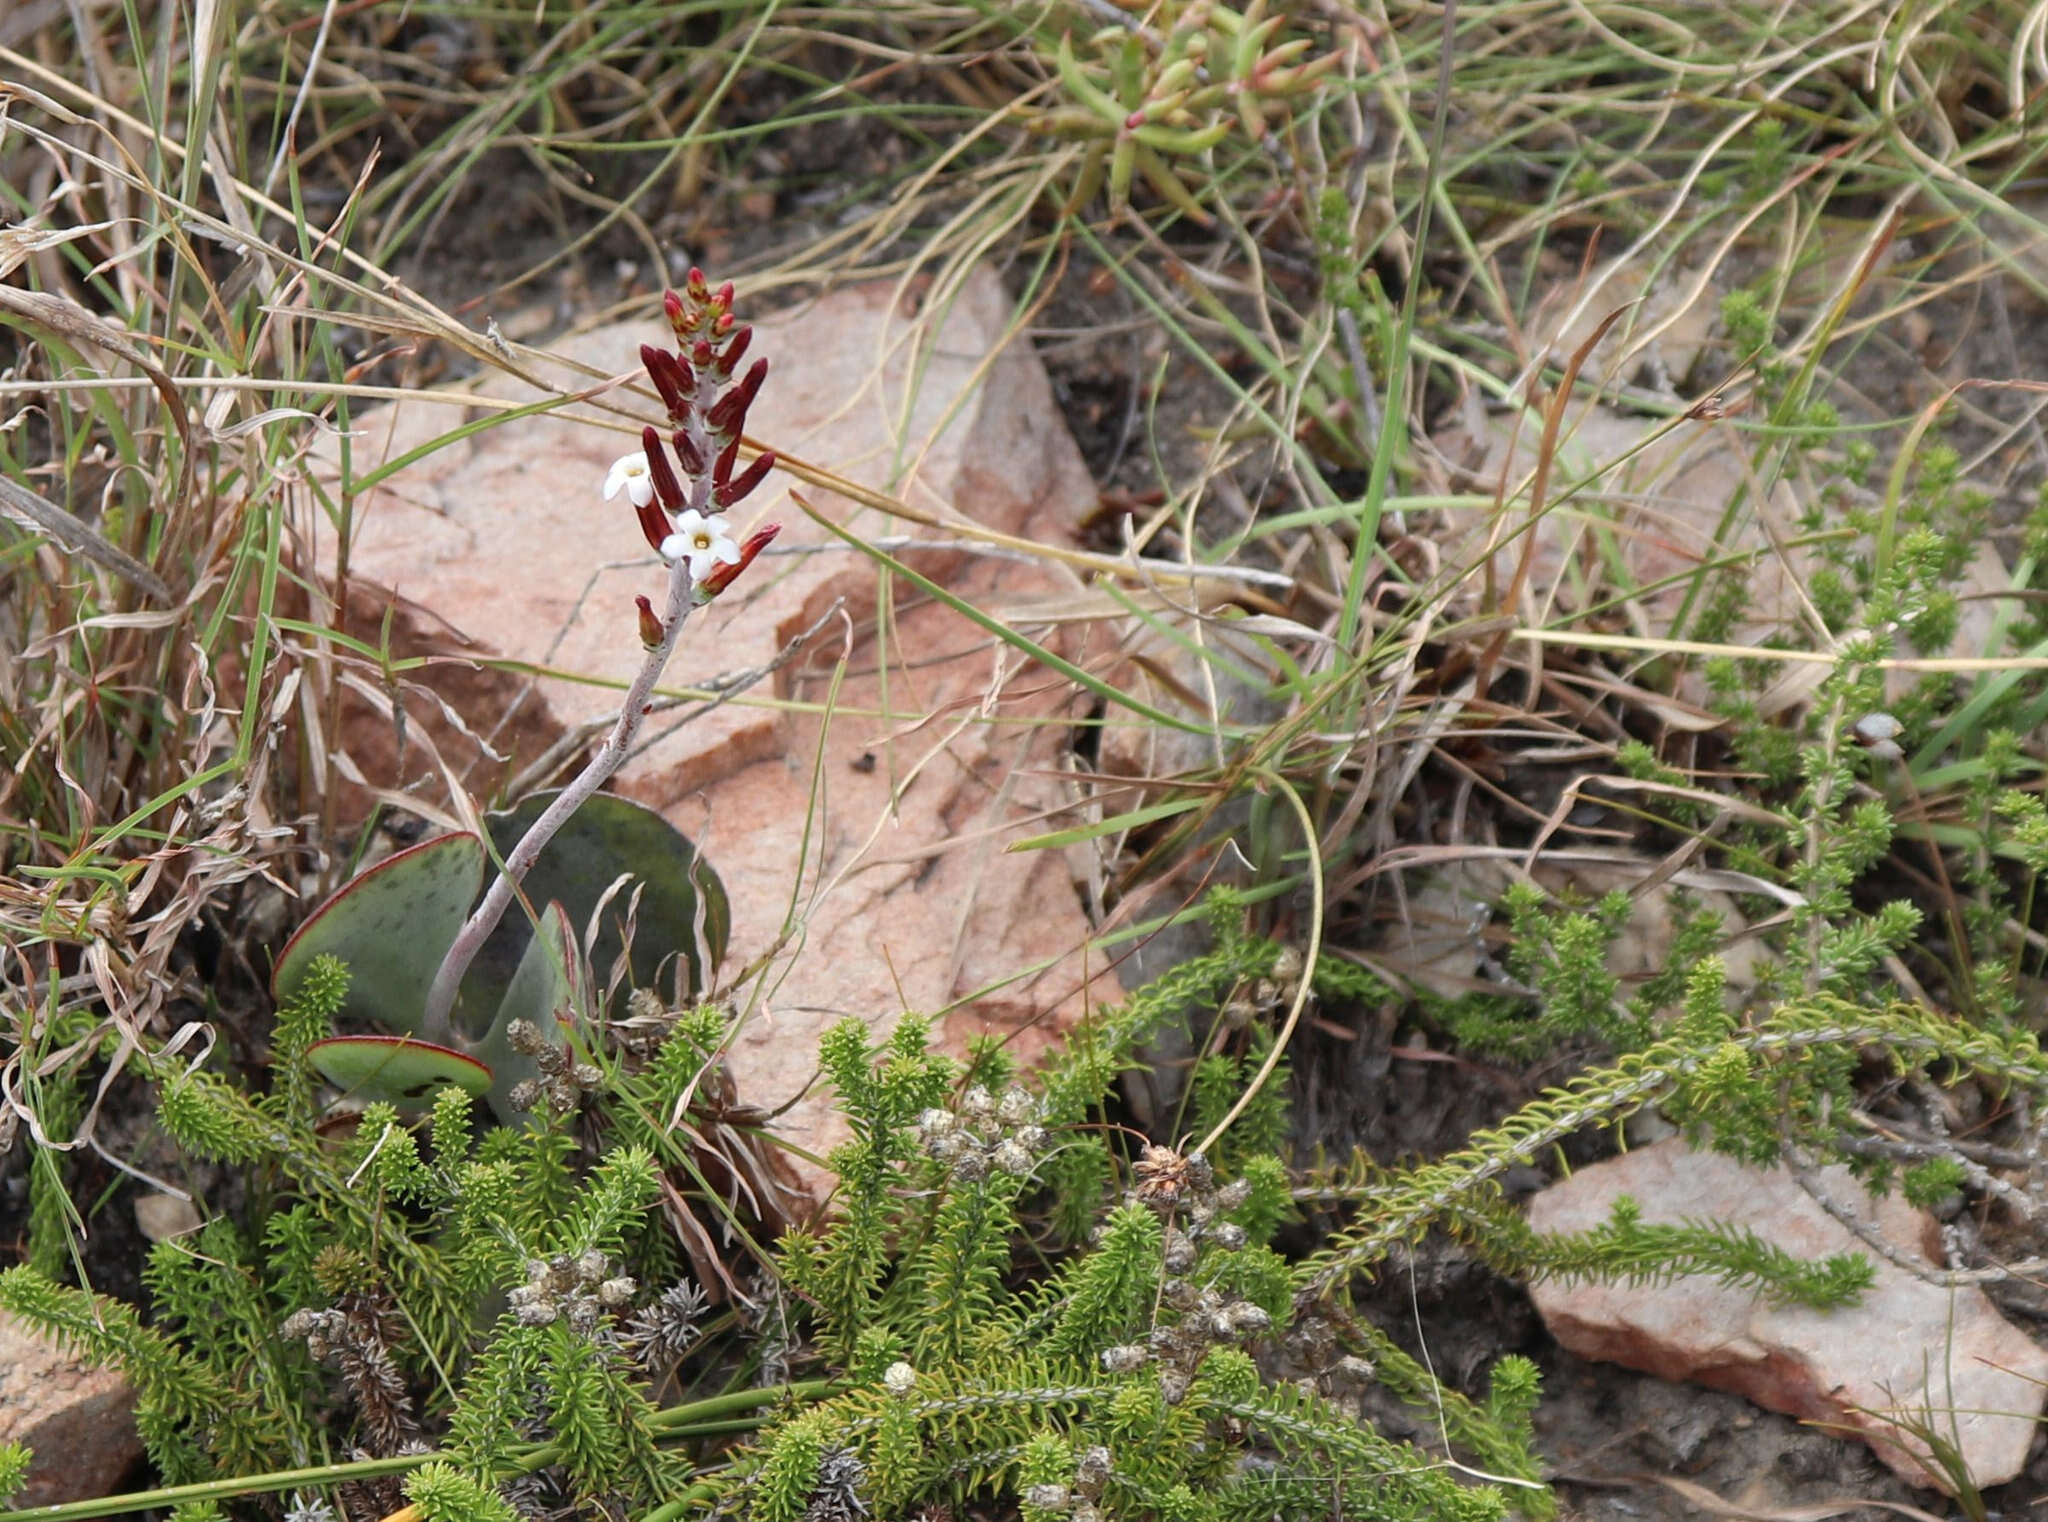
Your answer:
[1210,1222,1247,1251]
[534,1042,568,1077]
[575,1249,609,1284]
[1159,1368,1191,1405]
[1013,1124,1049,1153]
[1271,944,1305,984]
[1101,1344,1149,1373]
[513,1300,558,1327]
[1023,1484,1069,1512]
[917,1107,957,1137]
[282,1493,340,1522]
[1184,1152,1214,1192]
[571,1063,604,1089]
[952,1149,991,1184]
[961,1084,994,1118]
[598,1276,637,1308]
[991,1139,1034,1177]
[882,1361,916,1396]
[626,988,667,1021]
[566,1298,601,1335]
[1075,1446,1112,1488]
[996,1086,1035,1125]
[547,1077,581,1112]
[1218,998,1255,1030]
[1227,1303,1271,1336]
[1163,1231,1197,1273]
[1187,1200,1216,1227]
[1215,1178,1251,1210]
[1162,1278,1199,1310]
[504,1019,545,1054]
[1072,1506,1102,1522]
[508,1078,543,1112]
[1331,1354,1376,1385]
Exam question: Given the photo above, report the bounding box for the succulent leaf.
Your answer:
[469,790,729,1024]
[478,900,581,1123]
[305,1035,493,1104]
[272,833,488,1035]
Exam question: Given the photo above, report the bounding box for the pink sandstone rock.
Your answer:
[1527,1138,2048,1490]
[0,1312,141,1504]
[313,265,1126,1204]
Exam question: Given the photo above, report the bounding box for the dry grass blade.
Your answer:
[0,475,171,603]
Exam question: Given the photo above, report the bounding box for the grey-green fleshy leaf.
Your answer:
[467,790,728,1026]
[478,900,580,1124]
[306,1035,493,1104]
[272,833,487,1036]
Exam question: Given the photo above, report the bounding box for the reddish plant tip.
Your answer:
[712,438,741,489]
[693,522,780,601]
[663,289,685,324]
[706,357,770,440]
[641,426,685,512]
[634,594,664,650]
[714,449,776,510]
[715,327,751,379]
[641,345,696,422]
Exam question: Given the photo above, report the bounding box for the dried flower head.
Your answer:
[624,1281,711,1367]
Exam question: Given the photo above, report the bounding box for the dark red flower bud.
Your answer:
[632,494,670,556]
[635,594,664,650]
[641,426,685,511]
[714,449,776,509]
[691,339,714,370]
[673,428,706,477]
[663,289,687,341]
[714,326,751,380]
[714,280,735,312]
[713,438,740,488]
[641,345,697,423]
[706,357,769,439]
[692,522,780,601]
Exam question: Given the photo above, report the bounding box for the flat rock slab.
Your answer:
[1527,1138,2048,1490]
[0,1312,141,1504]
[316,266,1122,1203]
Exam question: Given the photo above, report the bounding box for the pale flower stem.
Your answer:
[418,553,697,1045]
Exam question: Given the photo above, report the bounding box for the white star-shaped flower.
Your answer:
[603,451,655,508]
[660,509,741,580]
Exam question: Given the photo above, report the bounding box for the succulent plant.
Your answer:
[1029,0,1343,222]
[272,273,770,1126]
[272,792,728,1122]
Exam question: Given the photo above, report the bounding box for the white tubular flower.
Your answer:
[660,509,742,580]
[603,451,656,508]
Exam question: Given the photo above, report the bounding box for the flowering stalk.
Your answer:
[419,273,779,1047]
